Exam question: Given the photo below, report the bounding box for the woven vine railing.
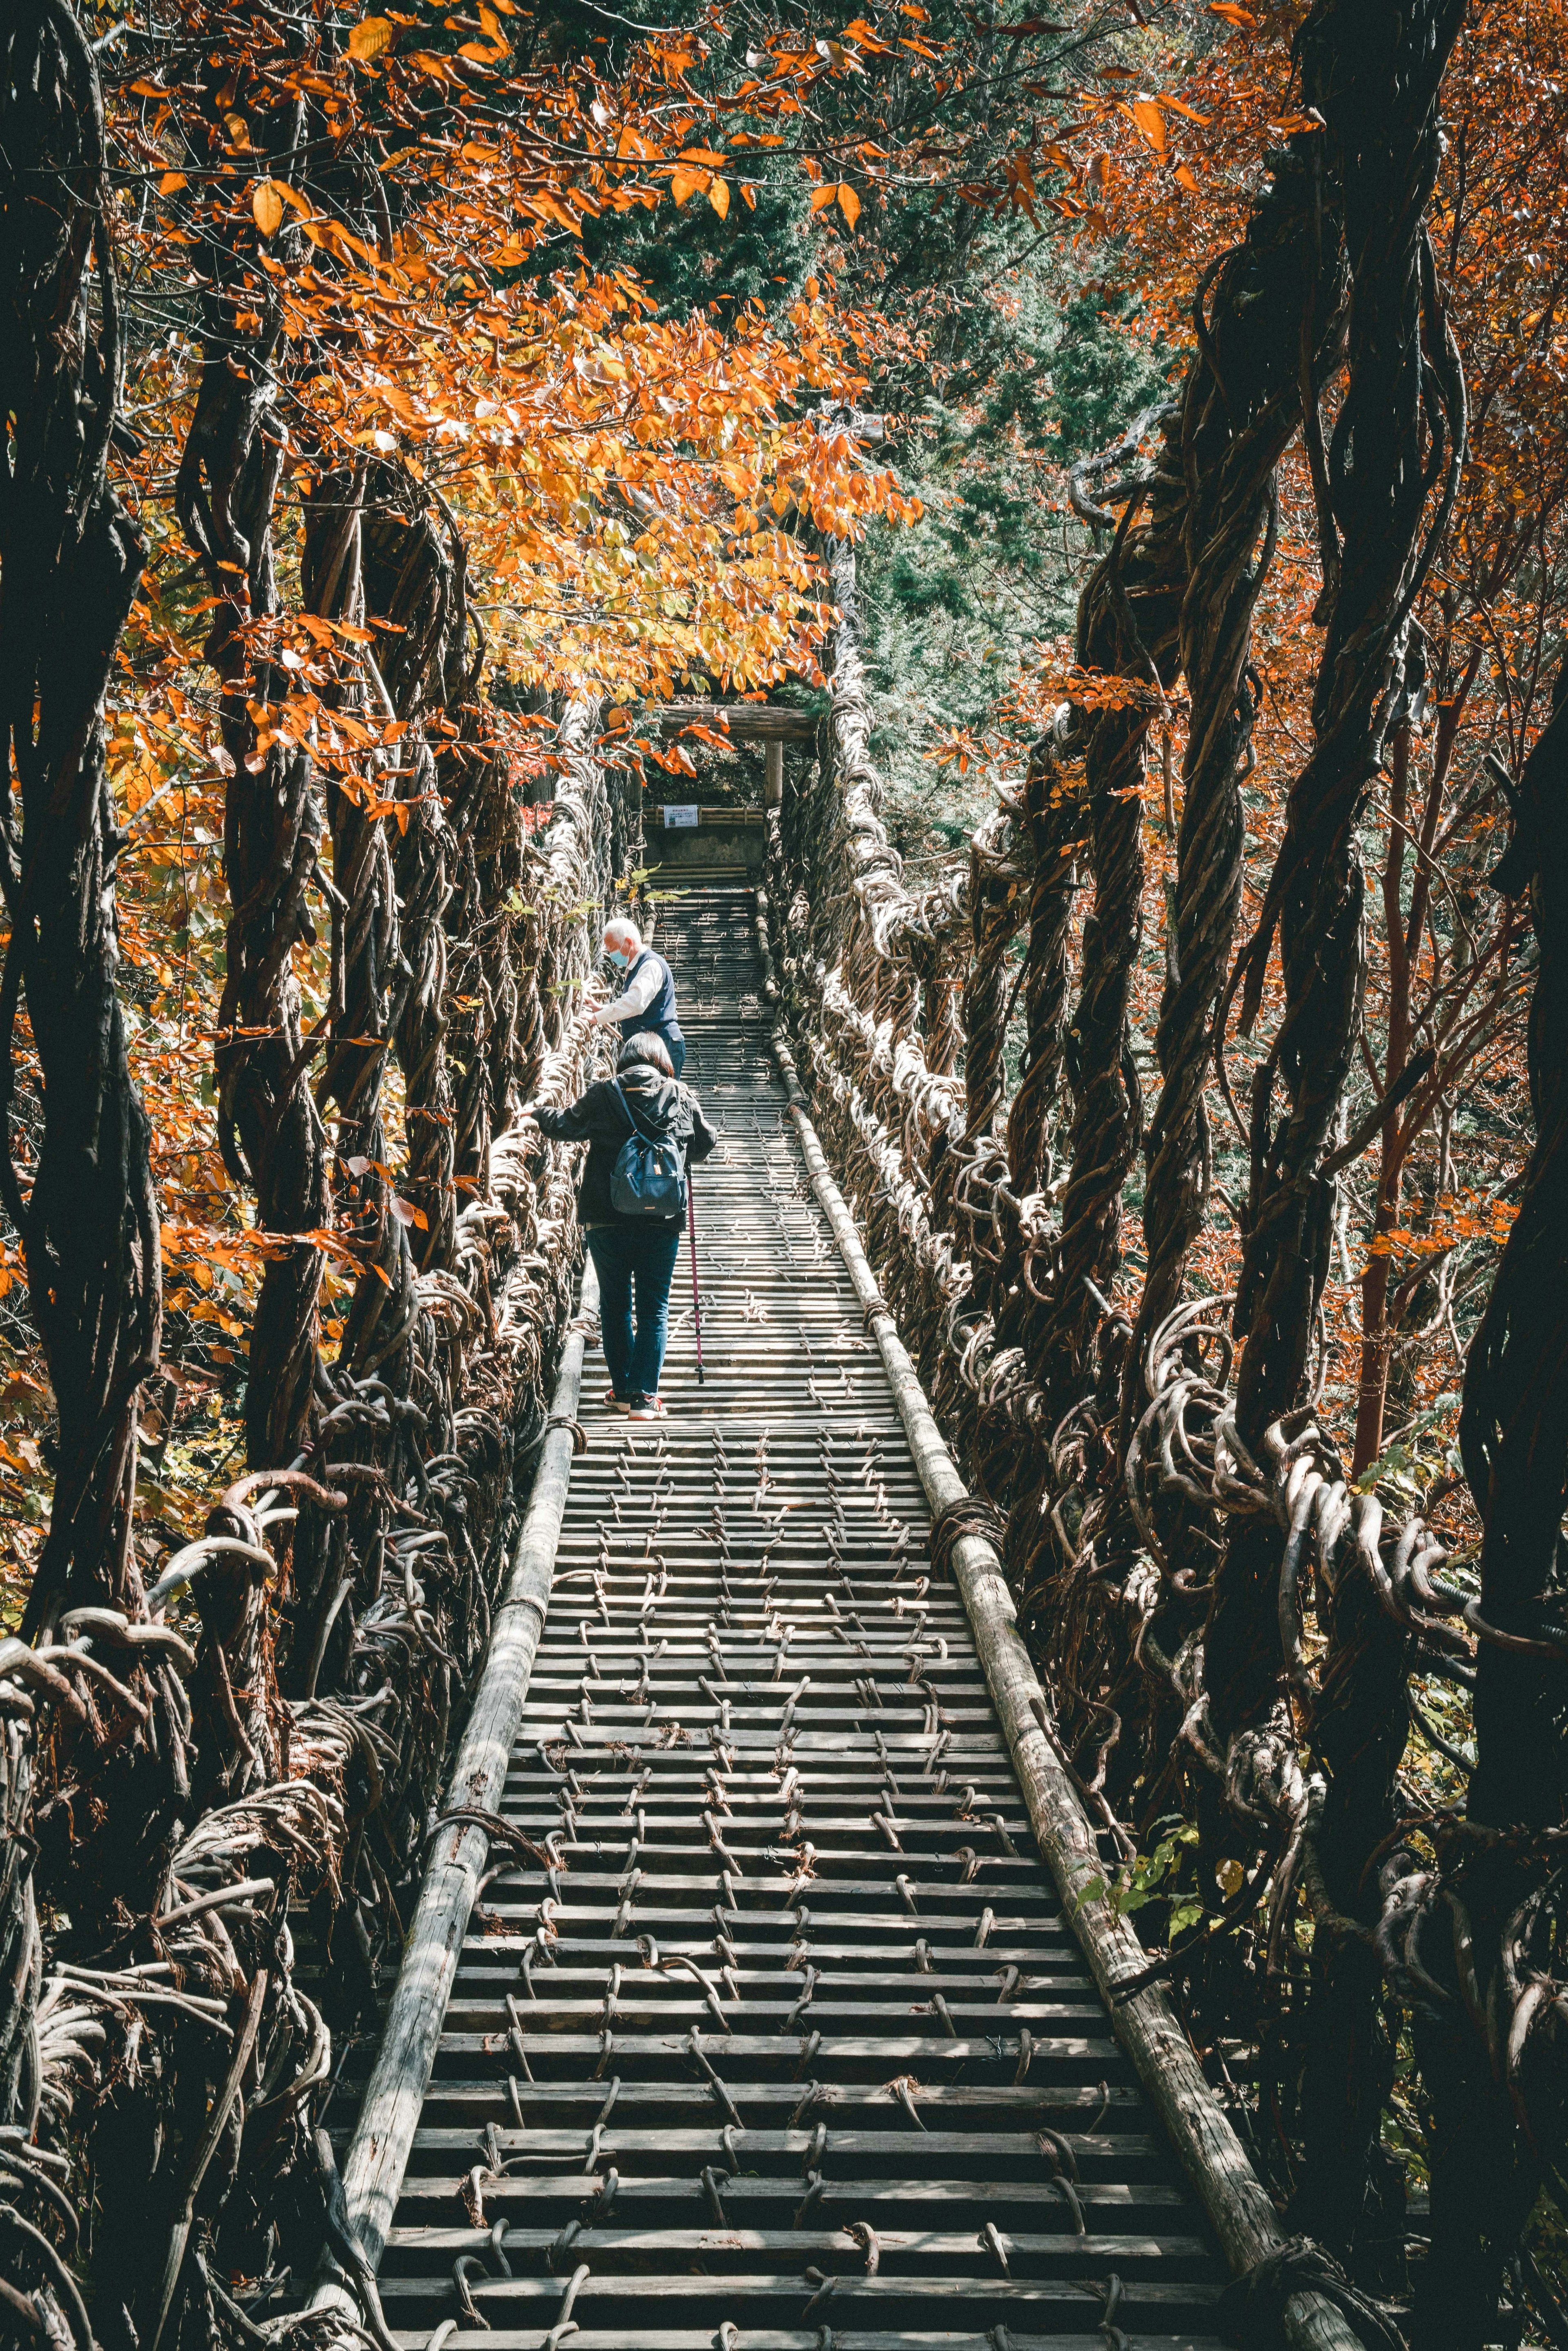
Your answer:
[762,13,1566,2332]
[0,665,637,2346]
[766,551,1566,2346]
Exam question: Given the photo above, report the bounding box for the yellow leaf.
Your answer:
[1175,160,1200,193]
[837,181,860,227]
[670,167,706,205]
[741,182,757,209]
[1127,98,1167,156]
[252,179,284,237]
[159,169,186,194]
[808,185,838,212]
[708,174,730,218]
[347,16,395,60]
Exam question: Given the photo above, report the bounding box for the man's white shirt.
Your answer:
[599,956,662,1026]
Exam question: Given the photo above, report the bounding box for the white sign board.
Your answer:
[663,804,700,829]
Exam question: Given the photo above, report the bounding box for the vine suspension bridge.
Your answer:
[314,885,1342,2351]
[4,505,1528,2348]
[6,7,1564,2340]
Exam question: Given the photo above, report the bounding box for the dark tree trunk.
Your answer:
[1207,0,1468,2273]
[1005,737,1081,1195]
[1410,678,1568,2349]
[2,16,169,2337]
[362,484,462,1275]
[172,124,330,1475]
[2,0,160,1642]
[1127,103,1349,1420]
[1033,456,1184,1403]
[1230,0,1466,1451]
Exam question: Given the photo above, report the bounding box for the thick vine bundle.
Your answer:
[767,9,1567,2338]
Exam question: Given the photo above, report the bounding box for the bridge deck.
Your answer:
[373,887,1227,2349]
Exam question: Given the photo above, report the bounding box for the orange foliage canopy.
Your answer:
[0,0,933,1564]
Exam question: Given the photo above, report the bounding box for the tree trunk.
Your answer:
[2,0,160,1642]
[1417,676,1568,2349]
[1211,0,1468,2273]
[173,134,330,1476]
[1129,108,1348,1425]
[1033,452,1185,1403]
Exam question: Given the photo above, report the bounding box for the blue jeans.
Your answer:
[588,1224,682,1401]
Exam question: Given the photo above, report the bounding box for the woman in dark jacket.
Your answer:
[522,1032,717,1419]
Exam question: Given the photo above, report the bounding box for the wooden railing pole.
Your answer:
[310,1259,598,2313]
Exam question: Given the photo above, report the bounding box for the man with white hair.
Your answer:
[587,915,685,1076]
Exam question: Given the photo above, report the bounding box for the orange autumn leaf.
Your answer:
[1126,98,1167,156]
[347,16,395,60]
[251,179,284,238]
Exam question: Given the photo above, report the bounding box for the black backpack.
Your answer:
[610,1081,687,1219]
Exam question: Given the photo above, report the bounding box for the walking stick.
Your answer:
[687,1170,704,1386]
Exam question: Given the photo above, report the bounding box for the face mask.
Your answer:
[606,948,628,971]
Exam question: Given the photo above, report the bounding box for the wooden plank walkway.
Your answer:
[369,886,1228,2349]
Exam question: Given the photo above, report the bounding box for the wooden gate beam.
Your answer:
[645,700,816,743]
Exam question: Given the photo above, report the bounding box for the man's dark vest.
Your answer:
[617,948,683,1059]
